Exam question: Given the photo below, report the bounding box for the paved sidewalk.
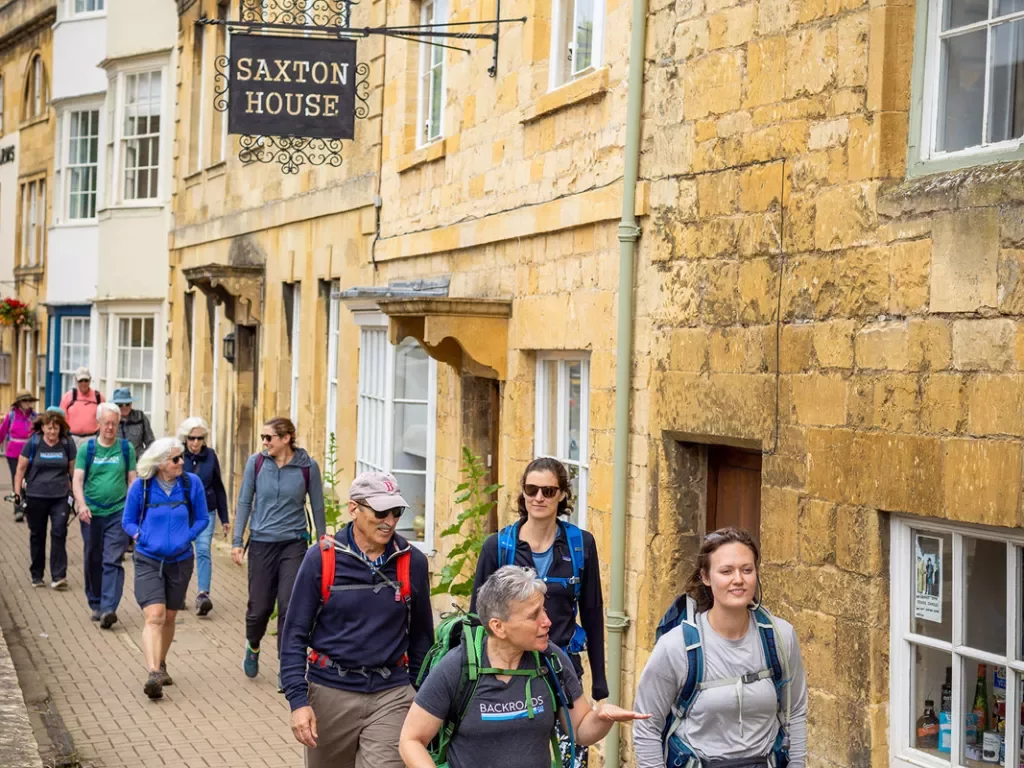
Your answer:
[0,495,302,768]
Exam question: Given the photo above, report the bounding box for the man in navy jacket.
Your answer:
[280,471,433,768]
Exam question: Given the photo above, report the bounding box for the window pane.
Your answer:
[960,660,1007,765]
[945,0,988,30]
[937,31,986,152]
[395,339,428,401]
[912,644,950,758]
[913,531,952,641]
[392,470,426,540]
[573,0,595,73]
[567,361,581,461]
[542,360,559,456]
[965,538,1007,654]
[996,0,1024,17]
[393,403,428,468]
[988,20,1024,144]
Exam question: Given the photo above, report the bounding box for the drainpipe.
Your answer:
[606,0,647,764]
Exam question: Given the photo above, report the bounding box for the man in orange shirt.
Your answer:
[59,368,104,447]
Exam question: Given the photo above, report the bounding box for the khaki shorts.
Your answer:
[305,682,415,768]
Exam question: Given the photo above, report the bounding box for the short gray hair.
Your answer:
[177,416,210,444]
[137,437,183,480]
[97,402,121,423]
[476,566,547,633]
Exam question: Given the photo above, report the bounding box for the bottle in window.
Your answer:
[917,700,940,750]
[975,664,990,733]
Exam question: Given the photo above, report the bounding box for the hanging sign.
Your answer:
[228,35,357,140]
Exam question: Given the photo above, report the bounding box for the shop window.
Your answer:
[890,518,1023,768]
[122,70,161,200]
[549,0,604,90]
[22,55,47,122]
[417,0,447,147]
[355,321,437,548]
[115,316,155,417]
[534,352,590,528]
[59,316,90,394]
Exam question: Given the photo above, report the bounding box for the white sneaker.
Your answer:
[50,579,68,590]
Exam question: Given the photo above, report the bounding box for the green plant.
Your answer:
[432,446,500,598]
[322,432,346,533]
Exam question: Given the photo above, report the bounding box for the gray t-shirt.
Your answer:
[415,640,584,768]
[633,611,808,768]
[20,436,76,500]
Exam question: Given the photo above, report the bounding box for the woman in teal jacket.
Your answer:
[122,437,209,700]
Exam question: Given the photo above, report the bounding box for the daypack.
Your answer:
[253,452,313,542]
[497,520,588,654]
[138,474,195,529]
[26,433,73,468]
[656,595,792,768]
[69,388,102,407]
[84,438,132,490]
[415,612,577,768]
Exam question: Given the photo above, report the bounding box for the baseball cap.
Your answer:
[349,471,409,512]
[74,367,91,381]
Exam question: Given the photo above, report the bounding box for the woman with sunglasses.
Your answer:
[178,417,230,617]
[470,456,606,768]
[232,417,325,682]
[122,437,210,700]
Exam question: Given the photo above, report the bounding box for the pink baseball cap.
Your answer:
[349,471,409,512]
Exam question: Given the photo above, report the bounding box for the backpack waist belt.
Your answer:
[307,650,405,679]
[84,495,125,512]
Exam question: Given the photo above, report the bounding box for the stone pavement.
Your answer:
[0,611,43,768]
[0,494,302,768]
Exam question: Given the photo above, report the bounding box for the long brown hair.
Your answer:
[516,457,574,522]
[264,417,297,449]
[682,527,761,612]
[33,411,70,439]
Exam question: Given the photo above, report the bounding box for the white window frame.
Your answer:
[62,108,100,220]
[121,70,162,202]
[59,316,90,394]
[190,22,205,174]
[67,0,105,17]
[211,304,221,450]
[416,0,447,147]
[289,282,301,425]
[548,0,605,91]
[354,314,438,552]
[325,280,340,451]
[20,179,44,267]
[534,352,591,529]
[889,516,1023,768]
[18,328,34,392]
[114,315,156,418]
[920,0,1024,163]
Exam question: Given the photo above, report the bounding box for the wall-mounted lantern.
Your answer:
[222,332,236,363]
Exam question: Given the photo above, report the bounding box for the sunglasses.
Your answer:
[523,484,560,499]
[360,503,404,520]
[170,455,184,464]
[260,434,277,442]
[186,435,205,442]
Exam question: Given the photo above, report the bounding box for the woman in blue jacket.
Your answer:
[122,437,209,700]
[178,417,229,617]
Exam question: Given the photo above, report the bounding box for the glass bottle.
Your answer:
[918,699,940,750]
[975,664,990,733]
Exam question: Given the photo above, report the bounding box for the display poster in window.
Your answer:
[914,534,943,623]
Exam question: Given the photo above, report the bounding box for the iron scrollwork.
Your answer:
[238,134,344,174]
[238,0,353,29]
[354,62,370,119]
[213,54,230,113]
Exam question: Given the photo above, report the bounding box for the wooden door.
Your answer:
[706,446,762,538]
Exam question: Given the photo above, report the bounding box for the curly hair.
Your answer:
[516,456,574,522]
[32,411,69,439]
[682,527,762,613]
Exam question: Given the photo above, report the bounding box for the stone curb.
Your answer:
[0,613,44,768]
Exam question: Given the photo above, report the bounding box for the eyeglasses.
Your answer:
[170,455,184,465]
[186,435,205,442]
[260,434,276,442]
[523,484,560,499]
[360,503,405,520]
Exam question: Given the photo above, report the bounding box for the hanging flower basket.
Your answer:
[0,298,34,328]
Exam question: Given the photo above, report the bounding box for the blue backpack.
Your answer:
[655,595,792,768]
[82,438,132,512]
[497,520,587,655]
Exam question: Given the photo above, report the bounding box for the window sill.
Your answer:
[108,200,164,210]
[880,157,1024,217]
[52,220,98,228]
[19,114,49,130]
[14,266,44,279]
[397,138,447,174]
[520,67,609,125]
[206,161,227,179]
[184,170,203,188]
[907,142,1024,180]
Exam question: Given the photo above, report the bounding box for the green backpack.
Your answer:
[416,612,577,768]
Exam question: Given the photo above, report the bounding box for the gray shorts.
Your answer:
[133,553,194,610]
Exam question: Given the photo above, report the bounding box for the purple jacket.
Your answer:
[0,408,36,459]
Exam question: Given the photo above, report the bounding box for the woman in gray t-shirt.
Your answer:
[633,528,808,768]
[400,566,648,768]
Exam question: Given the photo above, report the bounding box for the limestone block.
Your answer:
[952,318,1016,371]
[855,322,909,370]
[998,248,1024,314]
[966,374,1024,437]
[786,25,838,98]
[674,18,710,60]
[708,4,757,49]
[698,170,739,216]
[890,239,931,315]
[789,609,838,689]
[838,11,870,88]
[944,438,1021,527]
[867,5,915,113]
[653,371,776,441]
[814,183,877,252]
[792,374,849,425]
[835,505,885,576]
[808,118,850,150]
[737,213,782,257]
[645,121,696,176]
[763,453,808,488]
[738,258,779,324]
[709,327,764,373]
[683,49,744,119]
[781,324,814,372]
[920,373,964,434]
[760,486,801,564]
[702,261,741,325]
[870,374,921,432]
[784,248,889,320]
[931,209,999,312]
[908,318,952,371]
[758,0,798,35]
[813,319,856,368]
[739,162,784,212]
[799,498,836,565]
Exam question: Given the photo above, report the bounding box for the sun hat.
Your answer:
[112,387,133,405]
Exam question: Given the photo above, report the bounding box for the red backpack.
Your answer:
[317,535,412,604]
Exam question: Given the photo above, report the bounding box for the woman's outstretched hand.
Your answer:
[594,704,651,722]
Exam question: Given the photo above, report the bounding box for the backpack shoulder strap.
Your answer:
[139,478,151,528]
[319,536,337,603]
[27,433,39,467]
[255,453,265,477]
[397,550,413,603]
[675,612,705,719]
[119,439,130,484]
[302,465,310,494]
[497,522,520,568]
[182,473,194,527]
[559,521,585,601]
[84,438,97,480]
[71,389,78,404]
[753,606,791,726]
[95,390,102,404]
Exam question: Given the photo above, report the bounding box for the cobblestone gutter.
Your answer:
[0,621,43,768]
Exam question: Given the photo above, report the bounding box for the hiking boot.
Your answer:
[243,642,260,678]
[99,611,118,630]
[89,609,101,621]
[143,671,163,700]
[14,509,24,523]
[158,662,173,687]
[50,578,68,591]
[30,578,44,588]
[195,593,213,617]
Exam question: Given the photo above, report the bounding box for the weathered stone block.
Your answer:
[836,505,885,576]
[654,371,776,442]
[867,5,915,112]
[931,209,999,313]
[813,319,856,368]
[908,318,952,371]
[890,239,931,315]
[838,11,869,88]
[781,324,814,372]
[944,438,1021,527]
[708,4,756,49]
[737,212,782,256]
[702,261,741,326]
[786,25,838,98]
[738,258,778,324]
[808,118,849,150]
[710,327,757,373]
[814,183,877,252]
[760,486,801,564]
[789,609,838,688]
[674,18,710,59]
[871,374,920,432]
[920,373,964,434]
[856,322,909,370]
[669,328,710,372]
[799,498,836,565]
[739,162,784,212]
[683,49,744,119]
[998,248,1024,314]
[698,170,739,217]
[952,318,1016,371]
[744,36,787,107]
[966,374,1024,436]
[792,374,849,425]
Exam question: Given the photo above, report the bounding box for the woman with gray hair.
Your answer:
[178,416,229,616]
[121,437,209,700]
[399,566,648,768]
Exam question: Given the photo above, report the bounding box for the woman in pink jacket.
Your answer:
[0,390,38,522]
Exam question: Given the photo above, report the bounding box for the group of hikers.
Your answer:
[6,377,809,768]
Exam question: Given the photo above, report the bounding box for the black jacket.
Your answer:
[118,409,154,458]
[182,446,230,525]
[470,522,607,700]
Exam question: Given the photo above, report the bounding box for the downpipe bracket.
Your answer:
[617,224,641,243]
[606,611,631,633]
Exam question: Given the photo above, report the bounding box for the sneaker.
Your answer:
[14,509,24,523]
[277,672,284,694]
[50,579,68,591]
[143,671,163,700]
[89,609,101,621]
[195,593,213,617]
[30,578,44,588]
[243,642,260,678]
[99,611,118,630]
[158,661,173,687]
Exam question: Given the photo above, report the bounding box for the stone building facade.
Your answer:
[167,2,1023,768]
